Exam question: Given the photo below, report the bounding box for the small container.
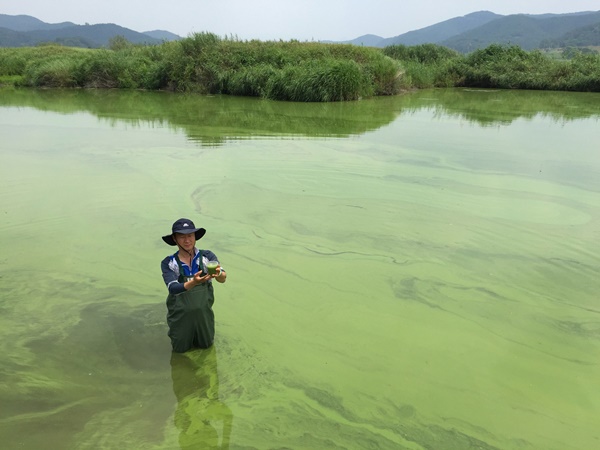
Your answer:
[206,261,219,275]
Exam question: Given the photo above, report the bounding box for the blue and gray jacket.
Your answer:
[161,248,220,295]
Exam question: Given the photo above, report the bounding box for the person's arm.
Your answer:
[214,268,227,283]
[161,257,186,295]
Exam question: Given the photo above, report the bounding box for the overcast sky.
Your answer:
[3,1,600,41]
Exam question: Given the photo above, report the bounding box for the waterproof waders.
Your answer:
[166,255,215,353]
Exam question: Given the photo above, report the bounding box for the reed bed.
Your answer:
[384,43,600,92]
[0,33,402,101]
[1,37,599,100]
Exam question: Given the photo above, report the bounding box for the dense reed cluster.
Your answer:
[1,35,599,101]
[454,44,600,91]
[384,43,600,92]
[0,33,402,101]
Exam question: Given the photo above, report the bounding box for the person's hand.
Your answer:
[209,264,222,279]
[193,271,212,284]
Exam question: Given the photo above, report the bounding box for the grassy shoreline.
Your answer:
[1,34,599,101]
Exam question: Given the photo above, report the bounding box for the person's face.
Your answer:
[174,232,196,251]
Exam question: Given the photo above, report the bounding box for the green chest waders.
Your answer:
[166,254,215,352]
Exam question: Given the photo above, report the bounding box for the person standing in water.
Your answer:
[161,218,227,352]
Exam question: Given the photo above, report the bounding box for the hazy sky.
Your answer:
[3,1,600,41]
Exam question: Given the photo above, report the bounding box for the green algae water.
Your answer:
[0,87,599,450]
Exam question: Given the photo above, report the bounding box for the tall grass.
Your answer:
[383,44,462,88]
[0,33,402,101]
[157,34,403,100]
[0,46,89,77]
[448,44,600,91]
[264,59,371,101]
[383,43,600,92]
[2,39,599,99]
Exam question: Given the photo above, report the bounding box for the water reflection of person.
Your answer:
[170,346,233,449]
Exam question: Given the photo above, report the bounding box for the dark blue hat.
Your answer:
[162,218,206,246]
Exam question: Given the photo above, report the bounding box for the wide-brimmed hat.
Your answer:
[162,218,206,246]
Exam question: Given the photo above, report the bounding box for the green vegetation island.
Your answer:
[1,33,599,101]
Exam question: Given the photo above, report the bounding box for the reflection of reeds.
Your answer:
[405,87,600,126]
[0,87,401,143]
[0,85,597,146]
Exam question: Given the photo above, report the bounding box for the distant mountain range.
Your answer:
[1,11,599,51]
[0,14,181,47]
[337,10,600,52]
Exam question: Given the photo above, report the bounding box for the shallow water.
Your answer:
[0,87,599,450]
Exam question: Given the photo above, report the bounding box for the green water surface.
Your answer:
[0,87,599,450]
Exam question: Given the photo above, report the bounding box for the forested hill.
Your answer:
[1,11,600,51]
[541,21,600,48]
[0,14,172,47]
[142,30,181,42]
[379,11,502,47]
[441,11,600,52]
[0,14,76,31]
[343,10,600,52]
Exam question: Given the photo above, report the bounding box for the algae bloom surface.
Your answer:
[0,88,599,450]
